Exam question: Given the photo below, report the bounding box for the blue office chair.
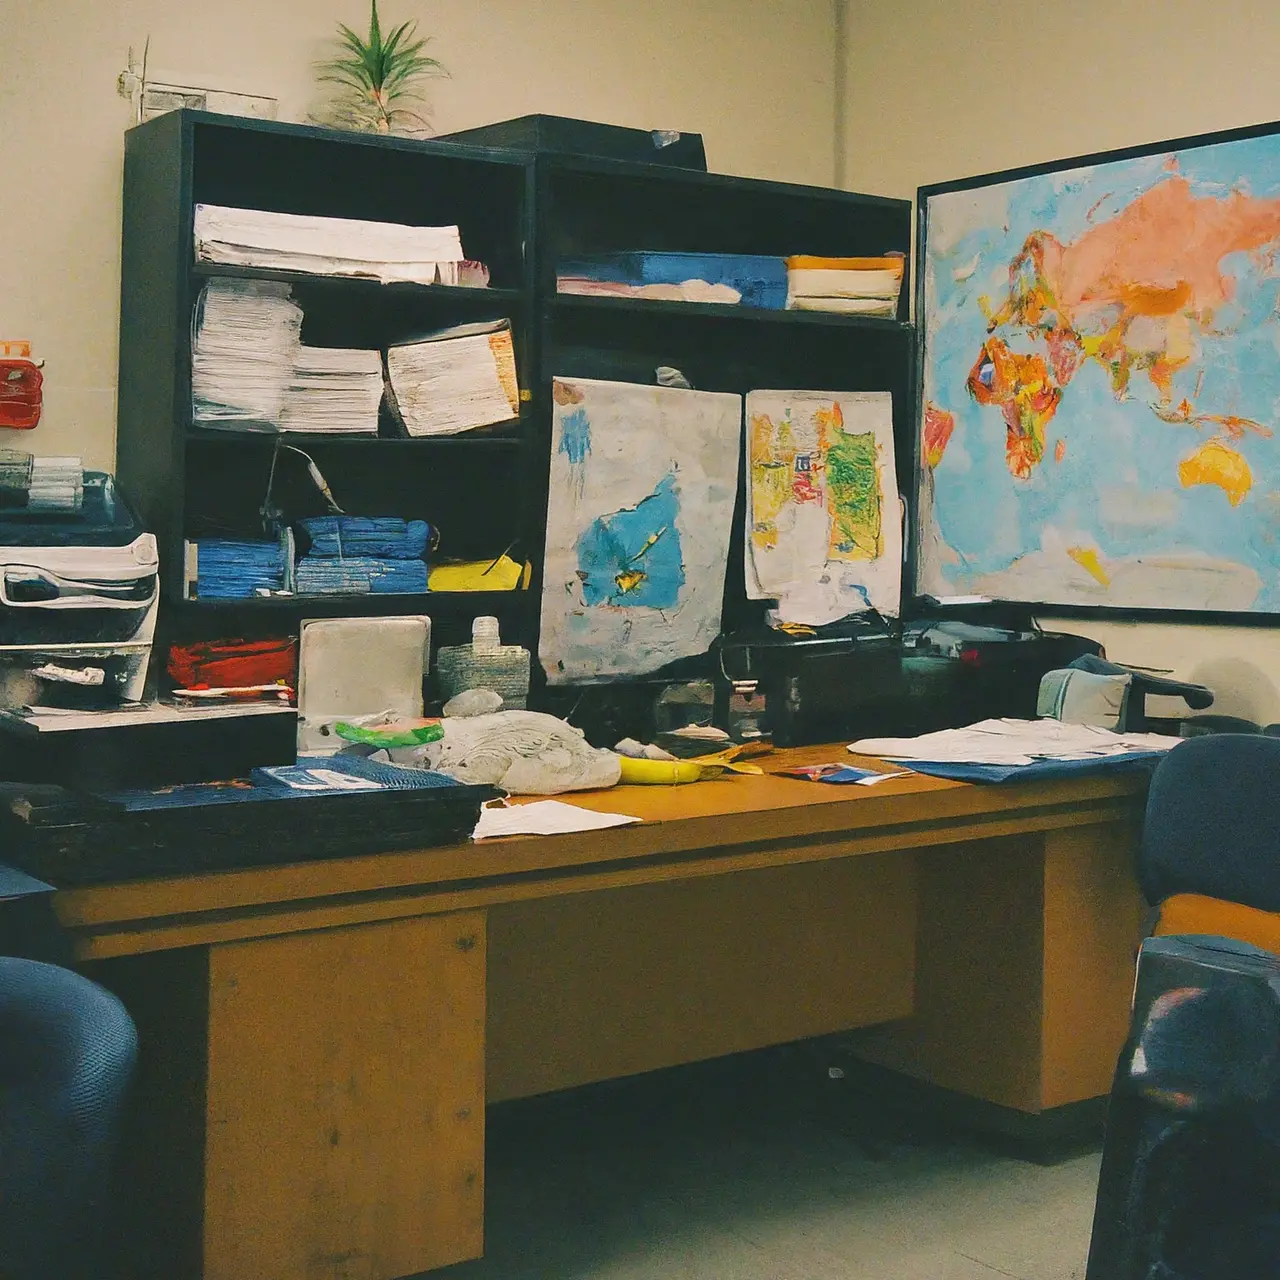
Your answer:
[0,957,138,1280]
[1085,935,1280,1279]
[1139,733,1280,948]
[1085,734,1280,1278]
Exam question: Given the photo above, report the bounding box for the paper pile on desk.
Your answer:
[851,718,1177,767]
[194,205,466,285]
[473,800,642,840]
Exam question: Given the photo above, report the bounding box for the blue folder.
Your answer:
[902,751,1168,784]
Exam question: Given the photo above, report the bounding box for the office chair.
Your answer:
[1139,733,1280,952]
[0,957,138,1280]
[1085,934,1280,1279]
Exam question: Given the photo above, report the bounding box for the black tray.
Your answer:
[0,779,499,885]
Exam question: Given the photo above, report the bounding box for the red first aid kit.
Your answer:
[0,342,43,430]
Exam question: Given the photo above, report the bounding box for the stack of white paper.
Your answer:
[850,718,1177,766]
[386,320,520,437]
[191,279,303,430]
[27,456,84,512]
[194,205,467,286]
[279,346,384,435]
[785,256,904,316]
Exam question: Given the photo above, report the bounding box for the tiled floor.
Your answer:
[436,1049,1101,1280]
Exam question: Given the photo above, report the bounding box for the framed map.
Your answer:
[917,121,1280,616]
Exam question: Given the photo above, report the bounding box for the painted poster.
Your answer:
[920,127,1280,613]
[746,390,901,623]
[540,377,741,683]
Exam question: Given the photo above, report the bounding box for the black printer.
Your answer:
[713,611,1103,747]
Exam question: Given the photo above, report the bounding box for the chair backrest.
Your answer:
[1140,733,1280,911]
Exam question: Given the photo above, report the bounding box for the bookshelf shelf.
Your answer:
[192,261,525,307]
[552,292,913,331]
[185,426,527,446]
[178,590,527,616]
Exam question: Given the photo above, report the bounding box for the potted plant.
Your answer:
[315,1,447,135]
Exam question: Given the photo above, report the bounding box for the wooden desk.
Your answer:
[57,750,1147,1280]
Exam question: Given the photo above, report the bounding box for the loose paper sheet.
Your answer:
[473,799,642,840]
[745,390,900,624]
[540,377,741,684]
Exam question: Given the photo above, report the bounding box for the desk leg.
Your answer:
[849,824,1144,1134]
[203,911,486,1280]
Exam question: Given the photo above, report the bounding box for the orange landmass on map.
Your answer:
[922,404,955,468]
[1178,437,1253,506]
[967,338,1061,479]
[971,175,1280,478]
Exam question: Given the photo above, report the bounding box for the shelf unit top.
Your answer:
[133,108,535,170]
[539,150,910,212]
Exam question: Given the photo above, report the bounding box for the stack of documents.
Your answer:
[295,515,430,596]
[557,252,789,310]
[294,557,427,595]
[191,279,303,430]
[194,205,468,286]
[386,320,520,436]
[278,346,384,435]
[851,718,1177,767]
[785,256,904,316]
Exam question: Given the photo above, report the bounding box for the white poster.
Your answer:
[745,390,901,624]
[540,377,742,684]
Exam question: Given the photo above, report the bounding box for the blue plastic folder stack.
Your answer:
[294,516,430,596]
[194,536,290,599]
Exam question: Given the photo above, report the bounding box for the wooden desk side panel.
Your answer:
[1040,821,1146,1110]
[848,835,1047,1112]
[203,912,486,1280]
[486,853,915,1104]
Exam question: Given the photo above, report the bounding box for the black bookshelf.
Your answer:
[512,148,916,654]
[115,110,538,654]
[118,112,915,679]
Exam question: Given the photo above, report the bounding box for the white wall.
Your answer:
[844,0,1280,721]
[0,0,839,472]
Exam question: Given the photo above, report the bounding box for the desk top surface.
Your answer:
[55,745,1147,945]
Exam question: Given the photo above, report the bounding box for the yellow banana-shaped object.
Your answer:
[616,745,765,786]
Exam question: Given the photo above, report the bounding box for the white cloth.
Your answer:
[392,710,621,794]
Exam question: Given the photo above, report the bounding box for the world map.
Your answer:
[919,130,1280,613]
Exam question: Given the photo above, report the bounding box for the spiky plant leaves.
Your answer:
[315,0,447,135]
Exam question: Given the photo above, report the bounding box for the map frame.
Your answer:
[913,115,1280,623]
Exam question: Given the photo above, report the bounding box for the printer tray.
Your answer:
[0,778,498,885]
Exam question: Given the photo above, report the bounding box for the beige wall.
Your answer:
[845,0,1280,722]
[1,0,839,472]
